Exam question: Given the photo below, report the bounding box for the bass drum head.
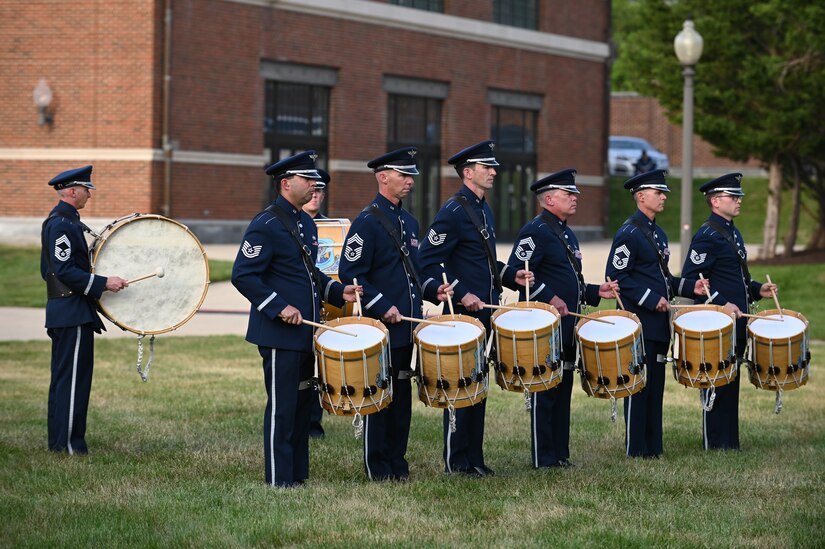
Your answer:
[92,215,209,334]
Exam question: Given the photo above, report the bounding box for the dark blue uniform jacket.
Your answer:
[681,212,764,338]
[507,210,601,346]
[232,195,345,351]
[606,209,697,342]
[41,201,107,331]
[338,194,439,348]
[418,185,518,308]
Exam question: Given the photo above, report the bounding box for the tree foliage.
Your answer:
[611,0,825,254]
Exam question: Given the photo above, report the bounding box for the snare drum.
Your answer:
[414,314,487,409]
[746,309,810,391]
[314,317,391,416]
[315,218,354,320]
[91,214,209,334]
[491,302,562,393]
[575,310,645,399]
[671,305,737,389]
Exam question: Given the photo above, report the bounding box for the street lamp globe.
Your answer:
[674,20,703,66]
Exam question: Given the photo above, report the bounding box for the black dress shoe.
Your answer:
[473,465,495,477]
[309,424,325,439]
[557,459,575,468]
[447,467,481,477]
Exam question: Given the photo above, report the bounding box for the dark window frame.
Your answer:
[493,0,539,30]
[263,81,331,210]
[386,93,443,230]
[390,0,444,12]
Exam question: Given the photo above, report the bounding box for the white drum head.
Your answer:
[93,215,209,334]
[750,315,806,338]
[418,321,482,345]
[495,308,557,331]
[578,315,638,342]
[317,324,385,351]
[674,310,733,331]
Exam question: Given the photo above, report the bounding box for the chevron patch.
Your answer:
[241,240,262,259]
[54,234,71,262]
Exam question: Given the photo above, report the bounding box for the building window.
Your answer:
[490,105,538,238]
[264,81,330,208]
[387,94,442,229]
[493,0,538,30]
[390,0,443,12]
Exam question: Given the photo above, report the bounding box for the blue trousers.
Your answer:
[701,340,744,450]
[624,339,668,458]
[259,347,313,486]
[48,325,95,455]
[363,344,413,480]
[531,368,574,467]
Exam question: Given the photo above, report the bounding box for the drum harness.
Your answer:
[366,203,422,383]
[455,195,502,380]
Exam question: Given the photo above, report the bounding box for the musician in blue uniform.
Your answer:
[507,169,619,468]
[41,165,128,455]
[232,151,360,487]
[605,169,706,458]
[680,173,776,450]
[339,147,452,481]
[418,140,533,477]
[302,169,330,439]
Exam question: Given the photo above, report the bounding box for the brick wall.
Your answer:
[1,0,610,238]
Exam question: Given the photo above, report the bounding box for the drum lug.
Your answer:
[533,364,546,376]
[436,378,451,390]
[496,361,508,373]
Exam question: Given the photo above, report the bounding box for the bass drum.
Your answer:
[91,214,209,334]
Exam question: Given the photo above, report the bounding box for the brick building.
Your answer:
[610,92,763,177]
[1,0,611,242]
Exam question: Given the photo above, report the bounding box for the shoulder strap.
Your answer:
[624,217,674,298]
[540,212,586,301]
[366,204,423,296]
[265,204,324,292]
[701,220,753,297]
[454,194,503,294]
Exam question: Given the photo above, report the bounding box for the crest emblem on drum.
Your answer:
[690,249,707,265]
[241,240,262,259]
[54,234,71,262]
[427,228,447,246]
[612,244,631,270]
[344,233,364,261]
[514,237,535,261]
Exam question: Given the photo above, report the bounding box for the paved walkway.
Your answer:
[1,241,671,342]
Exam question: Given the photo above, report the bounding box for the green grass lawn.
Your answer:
[0,245,233,308]
[607,175,818,245]
[1,336,822,546]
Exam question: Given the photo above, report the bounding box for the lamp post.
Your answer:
[674,20,703,266]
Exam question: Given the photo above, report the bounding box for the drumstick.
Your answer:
[353,277,363,318]
[302,319,357,337]
[606,276,624,310]
[442,272,455,316]
[127,267,165,285]
[399,315,455,327]
[699,273,713,304]
[739,313,782,322]
[524,260,529,303]
[766,274,782,318]
[568,311,615,325]
[482,303,531,312]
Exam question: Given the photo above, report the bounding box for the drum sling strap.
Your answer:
[40,212,94,299]
[265,204,325,299]
[625,217,674,300]
[365,204,424,298]
[541,212,586,304]
[701,220,753,303]
[455,195,503,295]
